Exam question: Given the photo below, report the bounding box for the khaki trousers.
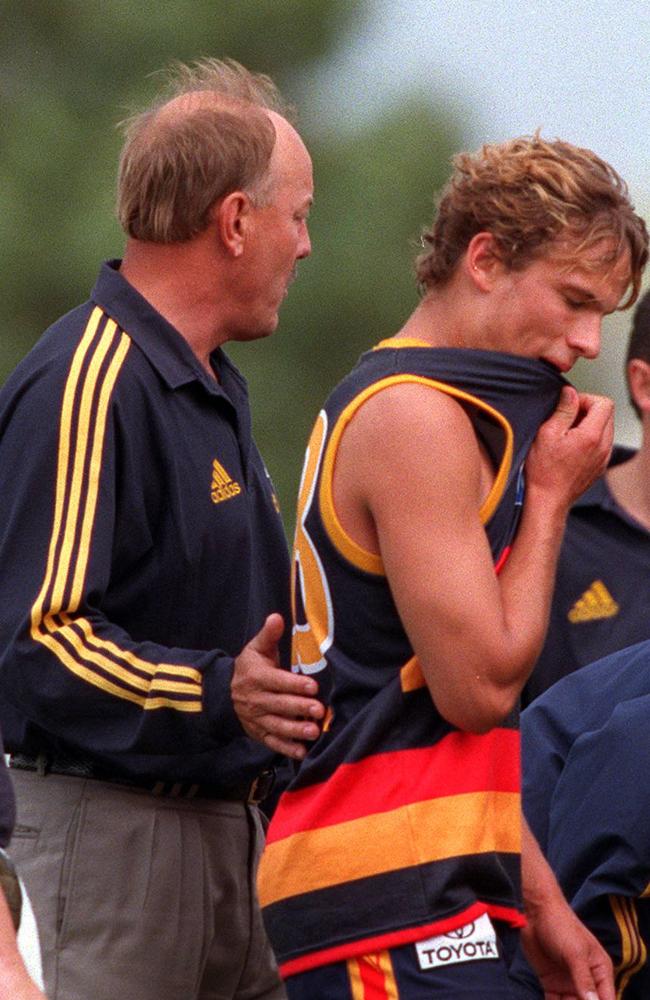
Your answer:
[10,768,286,1000]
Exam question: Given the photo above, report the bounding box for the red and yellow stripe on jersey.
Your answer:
[259,341,565,976]
[348,952,398,1000]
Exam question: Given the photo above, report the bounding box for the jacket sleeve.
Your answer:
[543,697,650,992]
[0,320,243,757]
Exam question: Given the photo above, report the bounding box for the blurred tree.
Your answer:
[0,0,363,362]
[0,0,465,530]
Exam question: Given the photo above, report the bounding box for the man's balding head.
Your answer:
[116,58,294,243]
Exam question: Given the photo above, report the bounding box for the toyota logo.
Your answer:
[446,922,475,939]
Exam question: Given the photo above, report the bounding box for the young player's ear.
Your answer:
[214,191,251,258]
[464,232,504,291]
[627,358,650,416]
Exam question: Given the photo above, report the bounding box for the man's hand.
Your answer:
[521,818,615,1000]
[521,899,614,1000]
[526,387,614,508]
[231,614,325,760]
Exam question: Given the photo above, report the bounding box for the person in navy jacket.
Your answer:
[0,57,321,1000]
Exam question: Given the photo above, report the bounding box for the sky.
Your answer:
[318,0,650,443]
[326,0,650,193]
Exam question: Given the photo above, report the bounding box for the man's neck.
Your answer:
[606,439,650,531]
[120,240,226,378]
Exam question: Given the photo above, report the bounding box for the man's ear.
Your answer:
[464,232,505,292]
[628,358,650,416]
[213,191,251,258]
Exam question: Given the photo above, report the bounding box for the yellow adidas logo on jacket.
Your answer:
[210,459,241,504]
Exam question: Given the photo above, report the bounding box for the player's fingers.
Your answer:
[550,385,580,426]
[575,393,614,427]
[236,693,322,734]
[558,942,614,1000]
[573,399,614,457]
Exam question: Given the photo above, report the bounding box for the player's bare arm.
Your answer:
[333,382,613,733]
[496,386,614,675]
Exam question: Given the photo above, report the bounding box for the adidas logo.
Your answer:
[567,580,619,624]
[210,459,241,505]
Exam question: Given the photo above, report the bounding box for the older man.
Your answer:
[0,58,322,1000]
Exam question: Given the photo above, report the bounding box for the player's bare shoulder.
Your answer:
[342,379,481,465]
[338,380,479,478]
[333,380,485,547]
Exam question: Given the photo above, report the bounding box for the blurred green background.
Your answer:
[1,0,645,537]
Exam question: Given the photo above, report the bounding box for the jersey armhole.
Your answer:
[319,375,514,572]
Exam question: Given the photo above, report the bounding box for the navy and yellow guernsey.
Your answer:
[0,260,289,791]
[258,338,566,977]
[521,644,650,998]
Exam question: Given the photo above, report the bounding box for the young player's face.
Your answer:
[489,241,631,373]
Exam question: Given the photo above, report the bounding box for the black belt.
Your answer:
[8,753,275,805]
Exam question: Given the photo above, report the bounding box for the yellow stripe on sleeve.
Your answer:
[30,310,204,712]
[69,617,202,684]
[69,330,129,607]
[50,320,117,613]
[611,895,647,998]
[30,307,103,635]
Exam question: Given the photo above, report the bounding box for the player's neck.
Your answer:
[395,288,482,349]
[606,441,650,532]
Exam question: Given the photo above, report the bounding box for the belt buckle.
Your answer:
[247,768,275,804]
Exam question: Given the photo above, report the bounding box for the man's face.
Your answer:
[486,240,632,373]
[238,115,313,339]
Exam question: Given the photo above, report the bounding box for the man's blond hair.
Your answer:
[117,57,295,243]
[416,134,648,308]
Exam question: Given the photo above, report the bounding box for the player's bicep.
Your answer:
[337,385,503,685]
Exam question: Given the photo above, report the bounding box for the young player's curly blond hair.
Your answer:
[416,134,648,308]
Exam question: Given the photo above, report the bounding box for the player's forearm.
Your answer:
[425,491,569,733]
[496,484,571,679]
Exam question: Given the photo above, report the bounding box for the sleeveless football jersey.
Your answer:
[259,340,566,977]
